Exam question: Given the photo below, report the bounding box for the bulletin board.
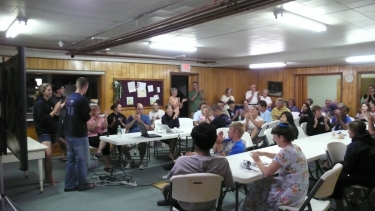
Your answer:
[115,79,164,107]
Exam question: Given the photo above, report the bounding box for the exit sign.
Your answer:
[180,64,191,72]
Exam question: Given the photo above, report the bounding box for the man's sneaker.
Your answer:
[138,164,144,170]
[125,160,133,170]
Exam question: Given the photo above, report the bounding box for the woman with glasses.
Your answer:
[238,123,308,211]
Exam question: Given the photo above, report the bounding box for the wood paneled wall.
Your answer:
[26,58,257,117]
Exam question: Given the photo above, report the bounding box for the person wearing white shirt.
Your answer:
[193,101,208,126]
[245,84,260,106]
[221,88,235,111]
[242,106,264,140]
[148,102,165,147]
[260,89,272,109]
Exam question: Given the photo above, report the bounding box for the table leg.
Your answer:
[38,158,43,193]
[235,182,239,211]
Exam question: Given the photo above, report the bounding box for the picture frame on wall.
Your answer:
[268,81,283,97]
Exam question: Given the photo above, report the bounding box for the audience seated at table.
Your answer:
[198,105,214,124]
[306,105,332,136]
[331,106,351,131]
[257,100,272,123]
[148,102,165,123]
[87,105,112,172]
[213,122,246,156]
[321,99,337,117]
[260,89,273,110]
[218,100,230,117]
[240,100,250,120]
[362,85,375,104]
[161,104,180,160]
[280,111,299,139]
[243,106,264,140]
[356,102,371,122]
[299,103,312,125]
[192,101,207,126]
[306,98,314,108]
[287,99,299,112]
[238,123,308,211]
[330,121,375,209]
[271,98,290,120]
[168,87,187,115]
[210,104,232,129]
[107,103,127,153]
[157,123,233,209]
[227,100,241,121]
[124,103,151,170]
[370,99,375,113]
[221,87,235,111]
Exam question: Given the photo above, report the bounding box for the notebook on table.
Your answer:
[137,123,162,138]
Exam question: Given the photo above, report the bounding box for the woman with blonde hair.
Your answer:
[221,88,235,111]
[199,105,214,124]
[243,106,264,140]
[33,83,63,186]
[168,87,187,115]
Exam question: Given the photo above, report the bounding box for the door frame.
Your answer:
[170,72,199,116]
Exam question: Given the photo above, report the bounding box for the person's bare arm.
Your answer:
[257,151,277,159]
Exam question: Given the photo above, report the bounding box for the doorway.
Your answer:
[171,75,189,117]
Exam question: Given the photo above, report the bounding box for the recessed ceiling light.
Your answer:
[249,62,286,69]
[274,10,326,32]
[345,55,375,63]
[149,42,197,52]
[6,17,28,38]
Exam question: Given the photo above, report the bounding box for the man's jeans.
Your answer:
[65,136,90,189]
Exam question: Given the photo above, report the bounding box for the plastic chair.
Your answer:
[264,128,275,146]
[294,117,300,127]
[291,112,300,119]
[267,120,279,129]
[297,127,306,139]
[279,163,343,211]
[326,142,346,167]
[216,127,229,136]
[240,131,253,150]
[301,122,307,135]
[178,118,194,152]
[170,173,224,211]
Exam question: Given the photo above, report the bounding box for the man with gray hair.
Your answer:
[245,84,260,106]
[210,104,231,129]
[271,98,290,120]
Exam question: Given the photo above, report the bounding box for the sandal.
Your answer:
[94,153,102,158]
[78,183,95,191]
[103,167,113,172]
[60,158,67,162]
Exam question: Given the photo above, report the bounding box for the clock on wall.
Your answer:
[345,74,354,83]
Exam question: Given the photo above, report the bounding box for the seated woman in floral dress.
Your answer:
[239,123,308,211]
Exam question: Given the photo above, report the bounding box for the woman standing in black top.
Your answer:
[161,104,180,160]
[33,83,62,186]
[362,85,375,103]
[299,103,312,125]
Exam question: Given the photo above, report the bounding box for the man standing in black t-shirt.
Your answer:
[210,104,231,129]
[64,77,94,191]
[50,82,67,162]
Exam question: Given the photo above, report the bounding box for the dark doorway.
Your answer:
[171,75,189,117]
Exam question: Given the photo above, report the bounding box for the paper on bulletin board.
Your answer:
[147,85,154,92]
[127,97,134,105]
[157,87,160,93]
[153,94,159,101]
[150,97,154,105]
[137,89,146,98]
[137,82,146,91]
[128,81,136,93]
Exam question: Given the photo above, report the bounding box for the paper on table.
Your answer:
[157,87,160,93]
[147,85,154,92]
[137,82,146,91]
[127,97,134,105]
[128,81,136,93]
[137,89,146,98]
[154,94,159,100]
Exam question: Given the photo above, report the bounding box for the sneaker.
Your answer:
[157,199,169,206]
[125,160,133,170]
[138,164,144,170]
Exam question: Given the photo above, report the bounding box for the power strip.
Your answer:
[121,181,137,187]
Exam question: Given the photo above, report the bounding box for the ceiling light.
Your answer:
[149,42,197,52]
[249,62,286,69]
[6,18,27,38]
[346,55,375,63]
[274,10,326,32]
[58,41,65,47]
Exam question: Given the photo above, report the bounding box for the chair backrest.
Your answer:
[179,118,194,128]
[349,116,355,121]
[264,128,275,146]
[268,120,280,129]
[297,163,343,211]
[241,131,253,148]
[257,123,269,138]
[297,127,306,139]
[294,117,300,127]
[216,127,229,136]
[301,122,307,135]
[326,142,346,166]
[170,173,223,203]
[154,119,162,131]
[291,112,300,119]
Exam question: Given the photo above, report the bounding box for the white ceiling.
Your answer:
[0,0,375,69]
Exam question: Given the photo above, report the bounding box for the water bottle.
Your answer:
[238,114,242,121]
[360,97,364,104]
[117,125,122,138]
